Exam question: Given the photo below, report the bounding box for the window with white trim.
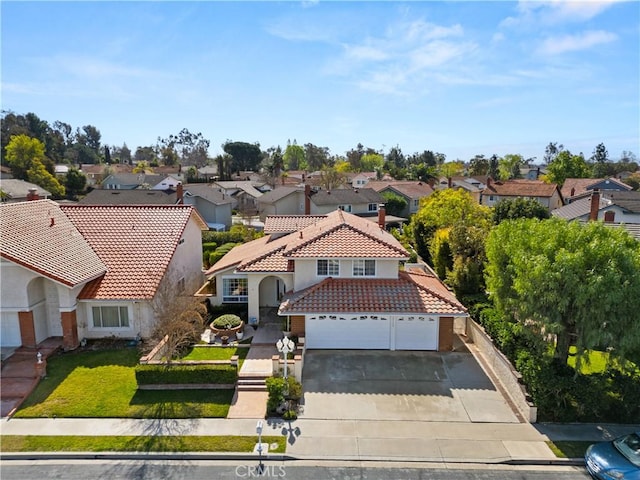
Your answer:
[92,306,130,328]
[222,278,248,303]
[353,259,376,276]
[368,203,378,212]
[338,204,352,212]
[317,259,339,276]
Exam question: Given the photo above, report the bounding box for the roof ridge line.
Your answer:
[402,271,467,312]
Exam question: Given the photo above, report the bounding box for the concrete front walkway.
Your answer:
[226,309,284,419]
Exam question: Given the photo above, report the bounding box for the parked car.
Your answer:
[585,431,640,479]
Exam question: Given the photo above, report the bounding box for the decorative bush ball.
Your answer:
[212,314,242,329]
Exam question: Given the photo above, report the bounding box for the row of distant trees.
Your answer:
[2,110,638,193]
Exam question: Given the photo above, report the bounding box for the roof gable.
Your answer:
[60,204,202,299]
[1,200,106,286]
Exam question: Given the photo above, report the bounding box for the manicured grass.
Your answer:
[180,346,249,362]
[546,440,592,458]
[568,347,609,374]
[14,348,234,418]
[0,435,286,453]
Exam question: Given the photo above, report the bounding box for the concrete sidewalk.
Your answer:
[2,417,638,463]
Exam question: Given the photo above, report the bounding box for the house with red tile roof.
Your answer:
[205,208,467,351]
[480,178,563,211]
[0,200,207,350]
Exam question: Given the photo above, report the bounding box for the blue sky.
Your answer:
[2,1,639,163]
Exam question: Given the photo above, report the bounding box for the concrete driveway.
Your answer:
[300,349,520,423]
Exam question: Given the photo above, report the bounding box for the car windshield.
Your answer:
[613,433,640,468]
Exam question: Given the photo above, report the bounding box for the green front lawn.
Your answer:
[180,345,249,362]
[1,435,286,453]
[15,348,234,418]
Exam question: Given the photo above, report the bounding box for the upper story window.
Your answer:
[338,204,352,212]
[353,259,376,277]
[368,203,378,212]
[92,306,129,328]
[222,277,248,303]
[317,259,339,276]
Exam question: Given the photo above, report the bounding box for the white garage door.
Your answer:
[395,315,438,351]
[1,312,22,347]
[306,315,391,349]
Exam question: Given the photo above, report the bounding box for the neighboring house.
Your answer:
[182,184,234,231]
[151,174,185,190]
[367,181,434,218]
[101,173,165,190]
[81,164,133,187]
[436,176,487,203]
[0,200,207,350]
[524,167,547,180]
[79,188,179,205]
[309,187,384,216]
[561,177,632,204]
[347,172,392,188]
[197,165,219,181]
[552,190,640,225]
[213,181,266,215]
[480,179,564,211]
[204,209,467,351]
[0,180,50,203]
[257,186,306,221]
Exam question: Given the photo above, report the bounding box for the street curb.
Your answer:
[0,452,584,466]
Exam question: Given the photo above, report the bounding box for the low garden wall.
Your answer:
[465,317,538,423]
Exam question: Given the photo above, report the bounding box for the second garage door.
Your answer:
[306,315,391,349]
[394,315,438,350]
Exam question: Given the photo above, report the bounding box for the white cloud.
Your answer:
[501,0,622,27]
[537,30,618,55]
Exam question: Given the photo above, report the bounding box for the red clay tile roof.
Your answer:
[284,210,408,258]
[278,271,466,315]
[205,209,409,276]
[1,200,107,287]
[263,215,327,234]
[485,179,559,197]
[60,204,204,300]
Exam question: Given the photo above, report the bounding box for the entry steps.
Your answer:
[237,374,268,392]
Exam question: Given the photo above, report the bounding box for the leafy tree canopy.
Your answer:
[545,150,591,186]
[5,134,46,180]
[493,198,551,224]
[409,188,491,264]
[485,218,640,368]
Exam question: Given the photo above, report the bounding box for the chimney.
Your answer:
[589,189,600,221]
[570,187,575,197]
[27,188,39,201]
[486,177,492,187]
[427,178,435,187]
[448,177,452,189]
[176,183,184,205]
[378,204,386,229]
[304,184,311,215]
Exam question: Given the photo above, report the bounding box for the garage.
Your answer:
[1,312,22,347]
[394,315,439,351]
[306,314,391,349]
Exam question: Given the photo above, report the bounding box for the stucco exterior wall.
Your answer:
[293,258,400,291]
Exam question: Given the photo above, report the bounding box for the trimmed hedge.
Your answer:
[135,364,237,385]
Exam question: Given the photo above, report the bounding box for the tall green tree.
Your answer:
[546,150,590,186]
[591,142,610,177]
[409,188,491,265]
[65,167,87,199]
[381,191,407,217]
[498,154,524,180]
[223,140,263,173]
[488,154,499,179]
[304,143,330,170]
[360,153,384,172]
[5,134,46,180]
[468,155,489,176]
[27,159,65,198]
[493,198,551,224]
[282,140,306,171]
[485,218,640,367]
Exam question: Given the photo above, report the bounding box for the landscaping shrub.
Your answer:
[265,376,302,416]
[212,314,242,329]
[135,364,237,385]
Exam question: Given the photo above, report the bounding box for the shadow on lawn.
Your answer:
[17,347,141,409]
[129,389,235,420]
